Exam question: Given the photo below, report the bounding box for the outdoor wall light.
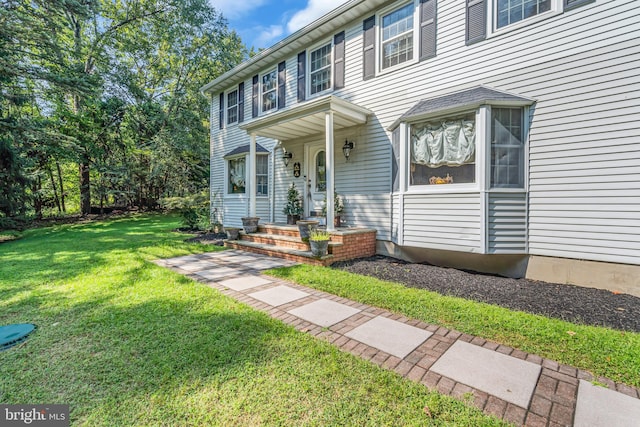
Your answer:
[282,150,293,167]
[342,140,354,161]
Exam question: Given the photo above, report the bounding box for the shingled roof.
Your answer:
[223,143,269,158]
[389,86,534,130]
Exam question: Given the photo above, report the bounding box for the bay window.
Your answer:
[491,108,524,188]
[411,113,476,186]
[228,157,246,194]
[227,154,269,196]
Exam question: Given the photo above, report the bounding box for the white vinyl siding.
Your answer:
[209,0,639,267]
[488,192,527,253]
[403,193,482,252]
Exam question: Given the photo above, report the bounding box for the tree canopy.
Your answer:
[0,0,245,222]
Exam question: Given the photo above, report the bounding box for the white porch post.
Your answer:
[249,133,257,217]
[325,111,335,231]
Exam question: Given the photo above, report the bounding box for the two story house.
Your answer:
[201,0,640,294]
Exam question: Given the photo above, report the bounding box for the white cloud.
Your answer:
[286,0,350,33]
[211,0,269,20]
[254,25,285,48]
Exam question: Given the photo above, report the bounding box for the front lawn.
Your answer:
[0,215,503,426]
[265,265,640,388]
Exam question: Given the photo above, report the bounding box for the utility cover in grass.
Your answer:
[0,323,36,351]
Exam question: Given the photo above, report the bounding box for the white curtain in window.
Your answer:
[412,119,475,167]
[230,158,246,188]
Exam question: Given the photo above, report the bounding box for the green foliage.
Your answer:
[322,190,344,216]
[309,229,331,241]
[266,265,640,388]
[160,192,209,230]
[282,183,303,216]
[1,0,246,219]
[0,215,505,425]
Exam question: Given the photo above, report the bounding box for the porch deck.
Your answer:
[225,223,377,266]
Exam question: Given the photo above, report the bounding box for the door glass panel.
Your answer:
[315,150,326,192]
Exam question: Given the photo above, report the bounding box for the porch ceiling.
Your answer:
[239,95,372,141]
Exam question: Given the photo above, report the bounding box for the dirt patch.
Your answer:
[333,255,640,332]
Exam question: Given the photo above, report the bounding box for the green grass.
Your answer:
[0,214,505,426]
[265,265,640,388]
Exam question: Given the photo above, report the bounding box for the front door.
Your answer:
[306,144,326,216]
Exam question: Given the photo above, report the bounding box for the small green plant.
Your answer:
[283,183,304,216]
[321,191,344,216]
[160,192,209,230]
[309,229,331,241]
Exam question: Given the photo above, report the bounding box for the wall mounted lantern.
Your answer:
[282,150,293,167]
[342,140,355,161]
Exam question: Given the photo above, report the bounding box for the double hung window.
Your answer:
[310,43,332,95]
[491,108,524,188]
[381,3,415,70]
[496,0,551,29]
[227,90,238,124]
[261,70,277,112]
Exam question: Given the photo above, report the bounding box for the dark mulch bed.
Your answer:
[333,255,640,333]
[182,231,226,246]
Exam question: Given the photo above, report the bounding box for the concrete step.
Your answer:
[225,239,334,266]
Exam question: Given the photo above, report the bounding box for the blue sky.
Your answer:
[212,0,350,50]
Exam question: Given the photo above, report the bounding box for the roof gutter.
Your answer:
[200,0,371,96]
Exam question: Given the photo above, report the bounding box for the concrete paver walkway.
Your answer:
[155,251,640,427]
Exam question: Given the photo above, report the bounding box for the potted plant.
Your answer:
[283,183,304,225]
[225,227,240,240]
[297,220,319,242]
[322,191,345,227]
[241,216,260,233]
[309,229,331,257]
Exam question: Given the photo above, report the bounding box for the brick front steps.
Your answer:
[225,223,377,266]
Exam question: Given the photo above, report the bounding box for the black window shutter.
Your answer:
[466,0,486,45]
[252,74,259,118]
[419,0,437,60]
[278,61,286,109]
[238,82,245,123]
[564,0,594,10]
[297,51,306,103]
[362,16,375,81]
[333,31,345,90]
[218,92,224,130]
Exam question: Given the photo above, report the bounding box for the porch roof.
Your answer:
[239,95,372,141]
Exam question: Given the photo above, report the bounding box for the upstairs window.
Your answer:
[227,90,238,124]
[381,3,415,70]
[310,43,332,95]
[496,0,551,29]
[261,70,277,113]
